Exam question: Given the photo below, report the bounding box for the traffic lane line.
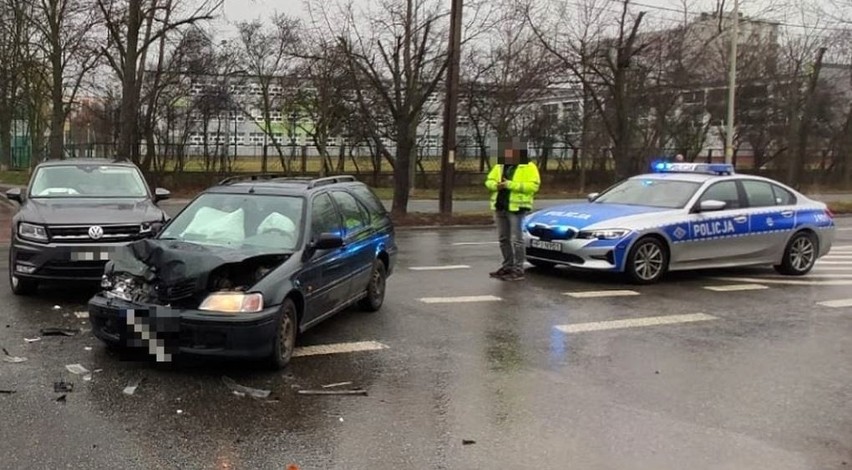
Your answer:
[417,295,502,304]
[816,298,852,308]
[554,313,718,333]
[564,290,640,298]
[710,276,852,286]
[293,341,389,358]
[408,265,471,271]
[452,241,498,246]
[703,284,769,292]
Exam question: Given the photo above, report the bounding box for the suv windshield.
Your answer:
[594,178,701,208]
[159,193,304,251]
[29,164,150,198]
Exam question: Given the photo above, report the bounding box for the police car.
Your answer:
[522,162,836,284]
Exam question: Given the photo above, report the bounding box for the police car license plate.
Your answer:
[531,239,561,251]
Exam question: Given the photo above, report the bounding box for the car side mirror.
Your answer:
[154,188,171,202]
[5,187,22,203]
[587,192,599,202]
[698,199,726,212]
[312,232,344,250]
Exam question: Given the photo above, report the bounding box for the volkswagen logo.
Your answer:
[88,225,104,240]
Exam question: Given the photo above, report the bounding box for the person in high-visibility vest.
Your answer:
[484,142,540,281]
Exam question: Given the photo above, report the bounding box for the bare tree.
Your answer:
[333,0,451,216]
[96,0,223,162]
[527,0,653,180]
[0,0,28,169]
[233,13,301,173]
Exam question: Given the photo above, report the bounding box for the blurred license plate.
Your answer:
[71,250,110,261]
[531,239,561,251]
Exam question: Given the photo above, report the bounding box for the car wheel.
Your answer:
[774,231,817,276]
[268,298,298,370]
[8,253,37,296]
[528,259,556,269]
[358,259,387,312]
[625,237,668,284]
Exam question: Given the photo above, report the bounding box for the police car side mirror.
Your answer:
[587,192,599,202]
[698,200,726,212]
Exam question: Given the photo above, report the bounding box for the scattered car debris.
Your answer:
[41,328,80,337]
[84,347,92,351]
[73,311,89,319]
[176,409,183,414]
[65,364,89,375]
[222,376,271,399]
[52,305,61,310]
[123,378,143,396]
[321,381,353,389]
[56,394,67,403]
[297,389,368,396]
[2,348,27,363]
[24,337,41,343]
[462,439,476,446]
[0,389,16,394]
[54,381,73,393]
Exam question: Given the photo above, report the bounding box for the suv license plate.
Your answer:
[531,239,561,251]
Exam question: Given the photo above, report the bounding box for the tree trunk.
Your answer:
[117,0,141,161]
[391,122,415,216]
[0,113,12,170]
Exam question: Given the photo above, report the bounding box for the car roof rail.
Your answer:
[217,173,296,185]
[306,175,358,189]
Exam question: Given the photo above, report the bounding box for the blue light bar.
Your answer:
[650,160,735,175]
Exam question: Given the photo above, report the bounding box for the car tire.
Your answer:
[8,253,38,296]
[624,237,669,285]
[268,298,298,370]
[528,259,556,269]
[358,259,387,312]
[774,231,818,276]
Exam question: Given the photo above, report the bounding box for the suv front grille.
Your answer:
[48,224,144,242]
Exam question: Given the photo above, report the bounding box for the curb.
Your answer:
[396,224,494,231]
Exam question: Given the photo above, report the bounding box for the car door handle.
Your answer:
[780,210,794,218]
[733,216,747,223]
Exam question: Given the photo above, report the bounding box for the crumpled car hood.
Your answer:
[104,238,290,306]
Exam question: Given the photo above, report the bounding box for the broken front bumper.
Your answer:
[88,294,280,359]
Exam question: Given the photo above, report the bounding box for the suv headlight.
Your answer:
[199,292,264,313]
[18,222,48,242]
[140,221,163,235]
[577,229,630,240]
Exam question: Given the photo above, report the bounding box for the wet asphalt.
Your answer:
[1,222,851,469]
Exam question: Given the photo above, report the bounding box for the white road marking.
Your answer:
[292,341,389,358]
[452,241,498,246]
[762,274,852,279]
[564,290,640,298]
[814,261,852,265]
[408,265,470,271]
[817,298,852,308]
[555,313,718,333]
[813,267,852,271]
[835,228,852,231]
[418,295,502,303]
[703,284,769,292]
[829,245,852,250]
[821,255,852,260]
[710,276,852,286]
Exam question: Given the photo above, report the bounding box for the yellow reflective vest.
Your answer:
[484,162,541,212]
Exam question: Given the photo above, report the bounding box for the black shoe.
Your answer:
[502,269,525,281]
[490,267,510,278]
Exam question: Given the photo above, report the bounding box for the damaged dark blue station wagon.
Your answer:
[88,175,397,368]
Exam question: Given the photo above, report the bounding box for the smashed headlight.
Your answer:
[102,274,148,303]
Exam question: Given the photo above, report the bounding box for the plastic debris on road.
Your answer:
[321,381,353,388]
[24,337,41,343]
[73,311,89,319]
[222,376,271,399]
[2,347,27,363]
[123,378,143,396]
[41,328,80,337]
[65,364,89,375]
[297,389,368,396]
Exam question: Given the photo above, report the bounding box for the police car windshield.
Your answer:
[594,178,700,208]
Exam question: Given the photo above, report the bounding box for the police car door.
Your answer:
[683,180,752,265]
[740,179,798,262]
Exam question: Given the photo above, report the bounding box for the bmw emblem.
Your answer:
[88,225,104,240]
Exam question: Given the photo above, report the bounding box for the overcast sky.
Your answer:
[210,0,837,34]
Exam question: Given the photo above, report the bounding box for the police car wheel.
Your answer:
[625,237,668,284]
[268,298,298,370]
[774,231,818,276]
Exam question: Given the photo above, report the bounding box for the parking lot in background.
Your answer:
[0,219,850,469]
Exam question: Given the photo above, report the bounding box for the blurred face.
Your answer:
[502,148,518,164]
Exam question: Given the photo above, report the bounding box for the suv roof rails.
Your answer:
[216,173,359,188]
[306,175,357,189]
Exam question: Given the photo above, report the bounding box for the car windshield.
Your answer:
[594,178,701,208]
[29,164,149,198]
[159,193,304,251]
